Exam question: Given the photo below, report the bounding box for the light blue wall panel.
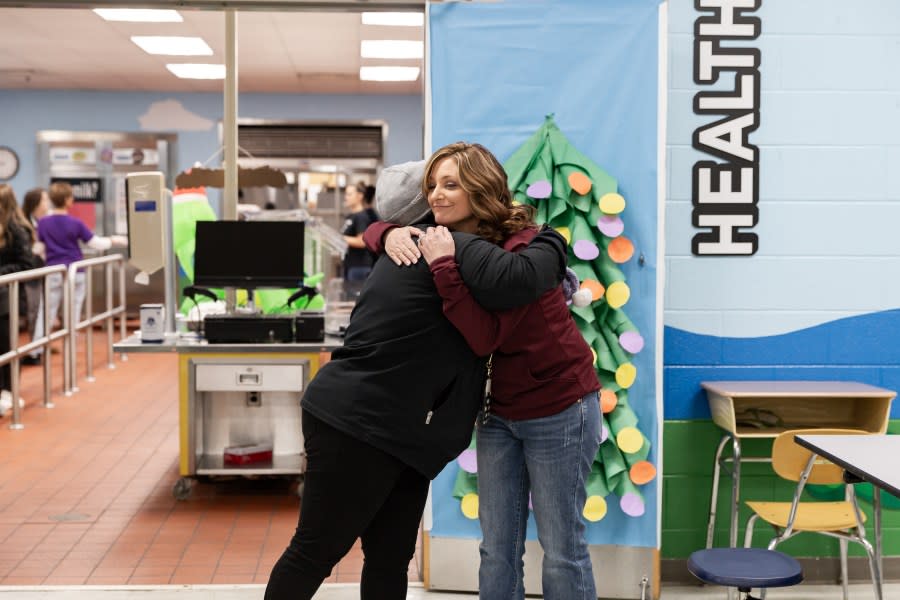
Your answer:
[669,145,896,203]
[667,256,900,312]
[666,201,900,257]
[668,0,900,35]
[664,0,900,347]
[668,89,900,145]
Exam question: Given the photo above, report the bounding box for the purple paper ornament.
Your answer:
[456,449,477,473]
[620,492,645,517]
[597,215,624,237]
[573,239,600,261]
[619,331,645,354]
[526,180,552,199]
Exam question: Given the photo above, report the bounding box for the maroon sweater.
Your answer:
[365,223,599,421]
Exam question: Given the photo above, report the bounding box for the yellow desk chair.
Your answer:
[743,428,881,600]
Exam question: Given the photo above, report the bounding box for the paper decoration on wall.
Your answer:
[175,165,287,189]
[449,115,656,521]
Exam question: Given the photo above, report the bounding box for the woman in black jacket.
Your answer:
[264,161,568,600]
[0,184,39,416]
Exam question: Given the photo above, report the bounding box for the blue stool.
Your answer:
[688,548,803,600]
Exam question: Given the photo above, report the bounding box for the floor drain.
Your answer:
[48,512,91,522]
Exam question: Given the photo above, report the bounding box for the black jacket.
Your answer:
[0,223,36,316]
[301,228,566,478]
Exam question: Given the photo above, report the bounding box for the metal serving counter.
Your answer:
[113,332,343,354]
[114,333,342,499]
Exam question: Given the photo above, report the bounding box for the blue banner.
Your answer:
[428,0,663,548]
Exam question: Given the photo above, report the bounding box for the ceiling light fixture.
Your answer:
[359,66,420,82]
[361,12,424,27]
[361,40,423,60]
[166,64,226,80]
[94,9,183,23]
[132,36,213,56]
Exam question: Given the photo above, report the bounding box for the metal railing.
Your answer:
[1,254,128,429]
[66,255,128,395]
[0,264,68,429]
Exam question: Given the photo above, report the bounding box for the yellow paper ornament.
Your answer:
[583,495,608,522]
[460,493,479,519]
[615,362,637,388]
[599,192,626,214]
[606,281,630,308]
[617,427,644,454]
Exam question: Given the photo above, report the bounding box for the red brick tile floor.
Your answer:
[0,328,422,586]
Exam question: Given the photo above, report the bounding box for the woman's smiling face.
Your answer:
[426,157,478,233]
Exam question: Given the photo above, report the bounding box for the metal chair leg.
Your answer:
[744,514,759,548]
[859,536,883,600]
[707,435,729,548]
[839,537,849,600]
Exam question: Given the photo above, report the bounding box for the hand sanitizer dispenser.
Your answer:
[126,171,167,282]
[126,171,175,337]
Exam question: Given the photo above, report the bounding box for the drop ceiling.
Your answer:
[0,6,425,94]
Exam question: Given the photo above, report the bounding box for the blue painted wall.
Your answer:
[428,0,663,549]
[0,90,423,201]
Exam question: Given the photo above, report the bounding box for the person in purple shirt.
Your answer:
[30,182,127,361]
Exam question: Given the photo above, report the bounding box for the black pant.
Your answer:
[265,410,430,600]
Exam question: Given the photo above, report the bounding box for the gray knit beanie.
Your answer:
[374,160,431,225]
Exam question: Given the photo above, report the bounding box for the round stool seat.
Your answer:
[688,548,803,590]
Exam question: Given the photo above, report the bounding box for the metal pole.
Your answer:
[41,274,53,408]
[223,9,239,311]
[60,269,75,396]
[66,267,78,395]
[162,189,176,336]
[8,281,23,430]
[106,263,114,369]
[85,267,94,382]
[118,260,127,362]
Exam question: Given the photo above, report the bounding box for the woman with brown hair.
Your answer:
[0,184,38,415]
[370,142,602,600]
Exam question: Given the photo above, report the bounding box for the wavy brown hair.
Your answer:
[0,184,31,249]
[422,142,534,244]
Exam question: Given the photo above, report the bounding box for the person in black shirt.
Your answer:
[341,182,379,282]
[264,160,568,600]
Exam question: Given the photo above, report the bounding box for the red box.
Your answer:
[223,443,273,465]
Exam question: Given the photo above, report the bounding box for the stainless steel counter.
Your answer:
[113,332,343,354]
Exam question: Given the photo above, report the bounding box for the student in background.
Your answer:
[19,188,49,365]
[340,182,379,282]
[363,184,377,213]
[0,184,38,415]
[31,182,127,359]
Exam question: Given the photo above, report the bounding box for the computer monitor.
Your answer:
[193,220,305,289]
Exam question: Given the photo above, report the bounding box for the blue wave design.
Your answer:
[664,309,900,420]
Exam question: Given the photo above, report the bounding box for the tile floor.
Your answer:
[3,330,897,599]
[1,582,899,599]
[0,330,411,587]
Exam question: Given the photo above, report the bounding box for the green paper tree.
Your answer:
[452,115,656,522]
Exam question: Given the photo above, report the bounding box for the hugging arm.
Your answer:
[452,227,567,311]
[425,228,567,356]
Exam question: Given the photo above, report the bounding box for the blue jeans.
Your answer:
[476,393,601,600]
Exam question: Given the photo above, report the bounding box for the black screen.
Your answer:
[193,220,305,288]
